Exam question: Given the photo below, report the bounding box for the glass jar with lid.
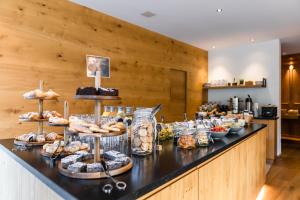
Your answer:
[195,130,213,147]
[131,108,156,156]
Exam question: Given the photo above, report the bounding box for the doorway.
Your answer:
[168,69,187,122]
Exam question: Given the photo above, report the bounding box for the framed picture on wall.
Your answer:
[86,55,110,78]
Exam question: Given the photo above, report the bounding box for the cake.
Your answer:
[61,155,82,168]
[86,163,103,173]
[98,87,118,96]
[103,150,127,160]
[106,160,123,170]
[74,150,93,160]
[114,157,131,166]
[76,87,98,95]
[67,162,87,173]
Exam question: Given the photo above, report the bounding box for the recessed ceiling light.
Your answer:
[250,38,255,42]
[216,8,223,13]
[212,46,216,49]
[141,11,156,18]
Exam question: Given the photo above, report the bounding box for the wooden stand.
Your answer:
[58,71,132,179]
[15,80,52,146]
[73,71,122,163]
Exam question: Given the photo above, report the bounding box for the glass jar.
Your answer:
[195,131,213,147]
[177,129,196,149]
[131,108,156,156]
[102,106,110,117]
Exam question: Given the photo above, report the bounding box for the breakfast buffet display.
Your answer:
[11,65,256,198]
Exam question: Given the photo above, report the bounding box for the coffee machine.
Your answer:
[228,97,244,114]
[245,94,253,112]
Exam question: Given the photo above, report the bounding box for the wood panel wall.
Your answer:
[0,0,208,138]
[281,53,300,138]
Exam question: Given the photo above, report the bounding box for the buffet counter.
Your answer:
[0,124,267,200]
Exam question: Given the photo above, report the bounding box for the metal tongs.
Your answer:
[101,160,127,194]
[50,140,70,167]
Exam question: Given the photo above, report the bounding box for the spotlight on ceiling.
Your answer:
[141,11,156,18]
[212,46,216,49]
[250,38,255,43]
[216,8,223,13]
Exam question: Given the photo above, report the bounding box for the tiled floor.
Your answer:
[262,141,300,200]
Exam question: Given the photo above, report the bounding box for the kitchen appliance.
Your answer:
[245,94,253,112]
[261,105,277,118]
[253,103,259,117]
[233,96,239,114]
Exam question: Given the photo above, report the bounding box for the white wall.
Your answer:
[208,39,281,155]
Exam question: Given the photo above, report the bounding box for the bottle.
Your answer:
[233,96,239,114]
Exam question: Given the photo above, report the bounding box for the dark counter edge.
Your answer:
[0,124,267,200]
[127,124,267,200]
[254,116,279,120]
[0,144,77,200]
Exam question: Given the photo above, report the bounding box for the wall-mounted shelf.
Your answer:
[203,85,267,90]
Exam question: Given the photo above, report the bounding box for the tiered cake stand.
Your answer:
[14,80,59,146]
[58,71,132,179]
[40,101,70,157]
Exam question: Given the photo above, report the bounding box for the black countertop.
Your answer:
[0,124,266,200]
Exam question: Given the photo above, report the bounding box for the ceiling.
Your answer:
[72,0,300,55]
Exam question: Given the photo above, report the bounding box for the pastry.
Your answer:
[44,89,59,100]
[16,133,36,142]
[68,124,92,134]
[46,132,58,141]
[87,163,103,173]
[49,116,69,125]
[43,111,62,119]
[19,112,40,121]
[23,89,46,99]
[36,135,46,142]
[80,143,89,150]
[61,155,82,168]
[67,162,87,173]
[45,145,63,154]
[64,144,80,153]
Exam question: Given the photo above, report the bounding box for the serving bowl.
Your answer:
[209,128,230,139]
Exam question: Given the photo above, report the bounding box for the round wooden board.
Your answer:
[24,97,58,101]
[68,129,126,138]
[48,123,69,127]
[74,95,121,101]
[58,159,133,179]
[14,139,53,146]
[19,118,48,123]
[40,149,72,158]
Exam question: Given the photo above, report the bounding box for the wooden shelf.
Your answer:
[203,85,266,90]
[74,95,121,100]
[282,114,300,119]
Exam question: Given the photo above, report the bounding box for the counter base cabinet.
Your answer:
[0,149,63,200]
[146,169,198,200]
[142,128,267,200]
[252,119,277,160]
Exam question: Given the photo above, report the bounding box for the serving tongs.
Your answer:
[50,140,70,167]
[100,159,127,194]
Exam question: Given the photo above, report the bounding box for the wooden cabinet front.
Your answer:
[142,128,267,200]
